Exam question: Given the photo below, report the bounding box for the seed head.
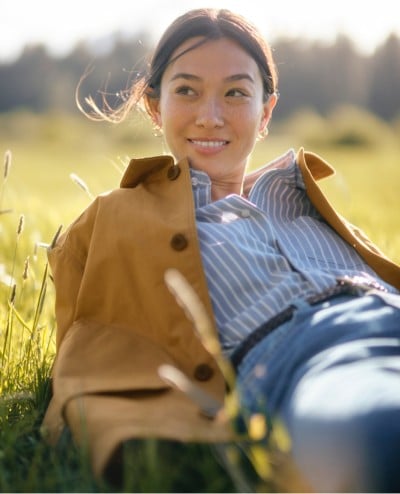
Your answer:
[16,214,24,235]
[3,150,11,180]
[10,284,16,305]
[70,173,94,199]
[22,256,30,281]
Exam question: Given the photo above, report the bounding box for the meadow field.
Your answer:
[0,108,399,492]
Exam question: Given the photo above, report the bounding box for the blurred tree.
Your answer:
[51,42,95,112]
[0,32,399,122]
[273,35,368,120]
[0,44,54,111]
[368,34,400,121]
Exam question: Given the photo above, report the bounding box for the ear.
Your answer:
[146,96,162,128]
[259,93,278,134]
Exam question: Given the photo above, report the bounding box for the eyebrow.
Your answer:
[169,72,255,83]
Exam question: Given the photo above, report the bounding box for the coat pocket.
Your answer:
[52,318,175,401]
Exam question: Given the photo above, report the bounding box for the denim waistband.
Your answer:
[230,278,387,370]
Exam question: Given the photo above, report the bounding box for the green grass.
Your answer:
[0,110,399,492]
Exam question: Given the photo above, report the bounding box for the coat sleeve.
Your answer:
[48,199,99,348]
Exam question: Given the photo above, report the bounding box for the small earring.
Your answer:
[257,127,269,141]
[153,125,163,138]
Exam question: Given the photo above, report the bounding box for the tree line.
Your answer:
[1,31,400,122]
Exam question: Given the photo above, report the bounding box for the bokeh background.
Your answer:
[0,2,399,491]
[2,0,399,251]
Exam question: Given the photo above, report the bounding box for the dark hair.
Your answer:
[79,8,278,122]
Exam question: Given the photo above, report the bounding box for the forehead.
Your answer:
[166,36,261,80]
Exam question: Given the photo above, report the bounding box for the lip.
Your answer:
[188,138,229,154]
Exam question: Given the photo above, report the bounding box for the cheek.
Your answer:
[160,101,190,131]
[232,107,263,136]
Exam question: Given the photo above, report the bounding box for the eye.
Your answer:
[225,88,248,98]
[175,85,196,96]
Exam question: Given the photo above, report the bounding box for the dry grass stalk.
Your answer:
[69,173,94,200]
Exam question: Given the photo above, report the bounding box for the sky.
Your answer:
[2,0,400,62]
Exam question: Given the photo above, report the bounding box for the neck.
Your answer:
[211,179,243,201]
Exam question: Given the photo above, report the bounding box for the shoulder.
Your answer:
[243,149,296,197]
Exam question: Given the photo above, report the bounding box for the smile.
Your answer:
[189,139,229,148]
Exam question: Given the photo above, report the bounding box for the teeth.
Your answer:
[191,140,226,148]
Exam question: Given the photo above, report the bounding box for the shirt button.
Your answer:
[194,363,214,381]
[191,177,199,187]
[170,233,188,251]
[167,165,181,181]
[240,209,251,218]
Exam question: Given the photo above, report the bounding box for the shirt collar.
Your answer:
[190,169,212,208]
[190,149,298,209]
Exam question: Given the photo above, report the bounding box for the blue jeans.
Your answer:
[237,291,400,492]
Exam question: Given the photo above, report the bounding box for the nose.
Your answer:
[195,96,224,128]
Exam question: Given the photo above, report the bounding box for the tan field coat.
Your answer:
[42,148,400,477]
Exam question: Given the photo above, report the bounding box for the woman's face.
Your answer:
[151,37,276,182]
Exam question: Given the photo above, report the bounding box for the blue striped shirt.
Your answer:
[191,149,396,356]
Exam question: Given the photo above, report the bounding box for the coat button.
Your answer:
[170,233,188,251]
[194,363,214,381]
[167,165,181,181]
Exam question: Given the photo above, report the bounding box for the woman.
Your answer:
[43,8,400,492]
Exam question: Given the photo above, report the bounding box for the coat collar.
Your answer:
[120,148,335,189]
[120,154,177,188]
